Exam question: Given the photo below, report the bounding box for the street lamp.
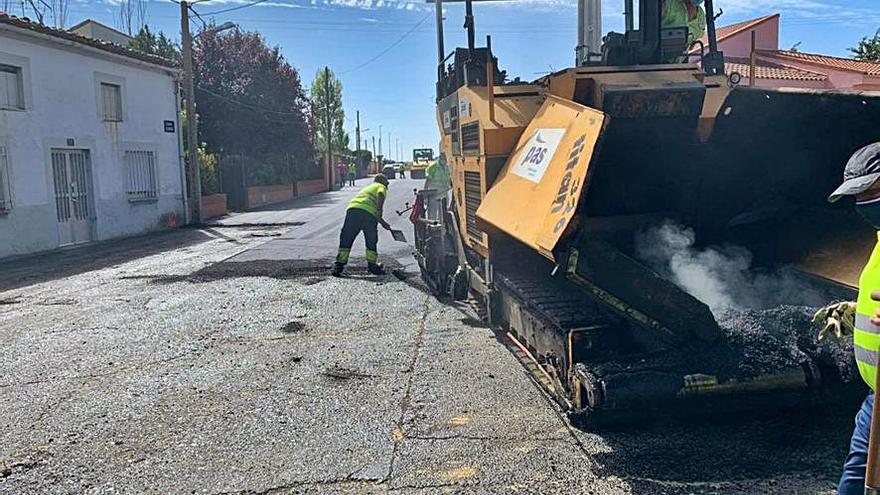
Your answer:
[194,21,236,39]
[180,1,236,224]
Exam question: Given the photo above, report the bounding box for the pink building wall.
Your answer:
[718,18,779,58]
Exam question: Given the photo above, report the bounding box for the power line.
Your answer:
[195,85,307,117]
[338,11,432,74]
[200,0,272,16]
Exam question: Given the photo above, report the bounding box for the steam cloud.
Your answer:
[636,221,828,315]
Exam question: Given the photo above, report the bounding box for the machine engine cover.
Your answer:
[476,95,606,259]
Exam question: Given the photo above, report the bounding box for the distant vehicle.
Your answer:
[382,164,397,179]
[411,148,433,179]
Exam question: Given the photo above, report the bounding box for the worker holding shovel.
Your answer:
[332,174,392,277]
[815,143,880,495]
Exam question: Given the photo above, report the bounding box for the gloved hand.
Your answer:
[813,301,857,341]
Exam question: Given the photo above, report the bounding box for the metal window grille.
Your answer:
[0,146,10,210]
[125,150,157,201]
[0,65,24,110]
[101,82,123,121]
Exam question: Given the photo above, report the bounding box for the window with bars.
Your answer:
[0,146,11,211]
[125,150,157,201]
[101,82,123,121]
[0,64,24,111]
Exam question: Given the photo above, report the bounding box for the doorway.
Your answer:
[51,149,94,246]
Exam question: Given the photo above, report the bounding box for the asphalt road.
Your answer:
[0,176,864,494]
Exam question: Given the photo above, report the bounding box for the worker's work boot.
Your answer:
[367,262,386,275]
[331,262,345,277]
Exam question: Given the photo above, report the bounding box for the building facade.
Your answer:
[690,14,880,90]
[0,14,185,259]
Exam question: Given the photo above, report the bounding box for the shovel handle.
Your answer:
[869,382,880,492]
[868,291,880,492]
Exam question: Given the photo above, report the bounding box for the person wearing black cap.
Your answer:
[815,142,880,495]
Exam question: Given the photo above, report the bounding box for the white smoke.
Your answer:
[636,221,828,315]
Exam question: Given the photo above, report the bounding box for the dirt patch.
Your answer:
[281,321,306,333]
[301,277,325,286]
[321,365,375,381]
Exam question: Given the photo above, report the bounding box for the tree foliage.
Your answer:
[850,30,880,62]
[130,25,180,61]
[192,27,314,180]
[310,68,349,155]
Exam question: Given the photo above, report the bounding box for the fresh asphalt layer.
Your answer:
[0,176,864,494]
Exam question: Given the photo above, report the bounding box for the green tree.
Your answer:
[850,29,880,62]
[193,26,314,183]
[310,69,349,156]
[130,25,180,62]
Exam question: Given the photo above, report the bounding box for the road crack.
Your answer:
[384,294,431,486]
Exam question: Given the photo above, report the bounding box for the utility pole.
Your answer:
[180,0,201,223]
[372,135,377,172]
[324,66,333,190]
[378,124,383,156]
[355,110,361,175]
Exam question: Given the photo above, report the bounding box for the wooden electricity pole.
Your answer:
[180,1,201,223]
[324,66,333,190]
[355,110,361,176]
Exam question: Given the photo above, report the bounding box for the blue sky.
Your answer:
[55,0,880,157]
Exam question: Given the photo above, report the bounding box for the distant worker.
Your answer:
[337,162,347,189]
[661,0,706,47]
[424,153,451,220]
[332,174,391,277]
[347,162,357,187]
[814,143,880,495]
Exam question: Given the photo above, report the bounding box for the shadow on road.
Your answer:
[0,228,217,293]
[120,257,430,293]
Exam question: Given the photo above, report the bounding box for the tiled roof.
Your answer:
[724,57,827,82]
[689,13,780,55]
[763,49,880,76]
[0,13,178,69]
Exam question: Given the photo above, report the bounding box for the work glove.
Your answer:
[813,301,857,341]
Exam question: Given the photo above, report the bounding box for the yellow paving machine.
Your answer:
[412,0,880,424]
[411,148,435,179]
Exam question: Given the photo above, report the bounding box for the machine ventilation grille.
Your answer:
[464,171,483,241]
[461,122,480,156]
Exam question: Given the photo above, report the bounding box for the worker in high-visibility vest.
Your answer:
[332,174,391,277]
[814,143,880,495]
[661,0,705,57]
[347,162,357,187]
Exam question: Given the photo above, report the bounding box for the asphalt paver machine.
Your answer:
[412,0,880,424]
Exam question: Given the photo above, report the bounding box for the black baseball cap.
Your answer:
[829,142,880,203]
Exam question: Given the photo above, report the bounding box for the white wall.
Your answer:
[0,30,184,258]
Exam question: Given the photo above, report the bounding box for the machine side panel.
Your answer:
[475,95,606,259]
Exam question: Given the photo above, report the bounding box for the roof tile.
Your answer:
[0,13,178,69]
[762,49,880,76]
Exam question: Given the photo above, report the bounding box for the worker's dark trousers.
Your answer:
[348,173,356,186]
[839,393,874,494]
[336,208,379,265]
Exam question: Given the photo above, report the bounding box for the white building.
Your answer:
[0,14,186,259]
[69,19,135,47]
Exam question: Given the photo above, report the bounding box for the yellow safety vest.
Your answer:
[347,182,387,218]
[855,232,880,390]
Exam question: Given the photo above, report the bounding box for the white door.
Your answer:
[51,149,94,246]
